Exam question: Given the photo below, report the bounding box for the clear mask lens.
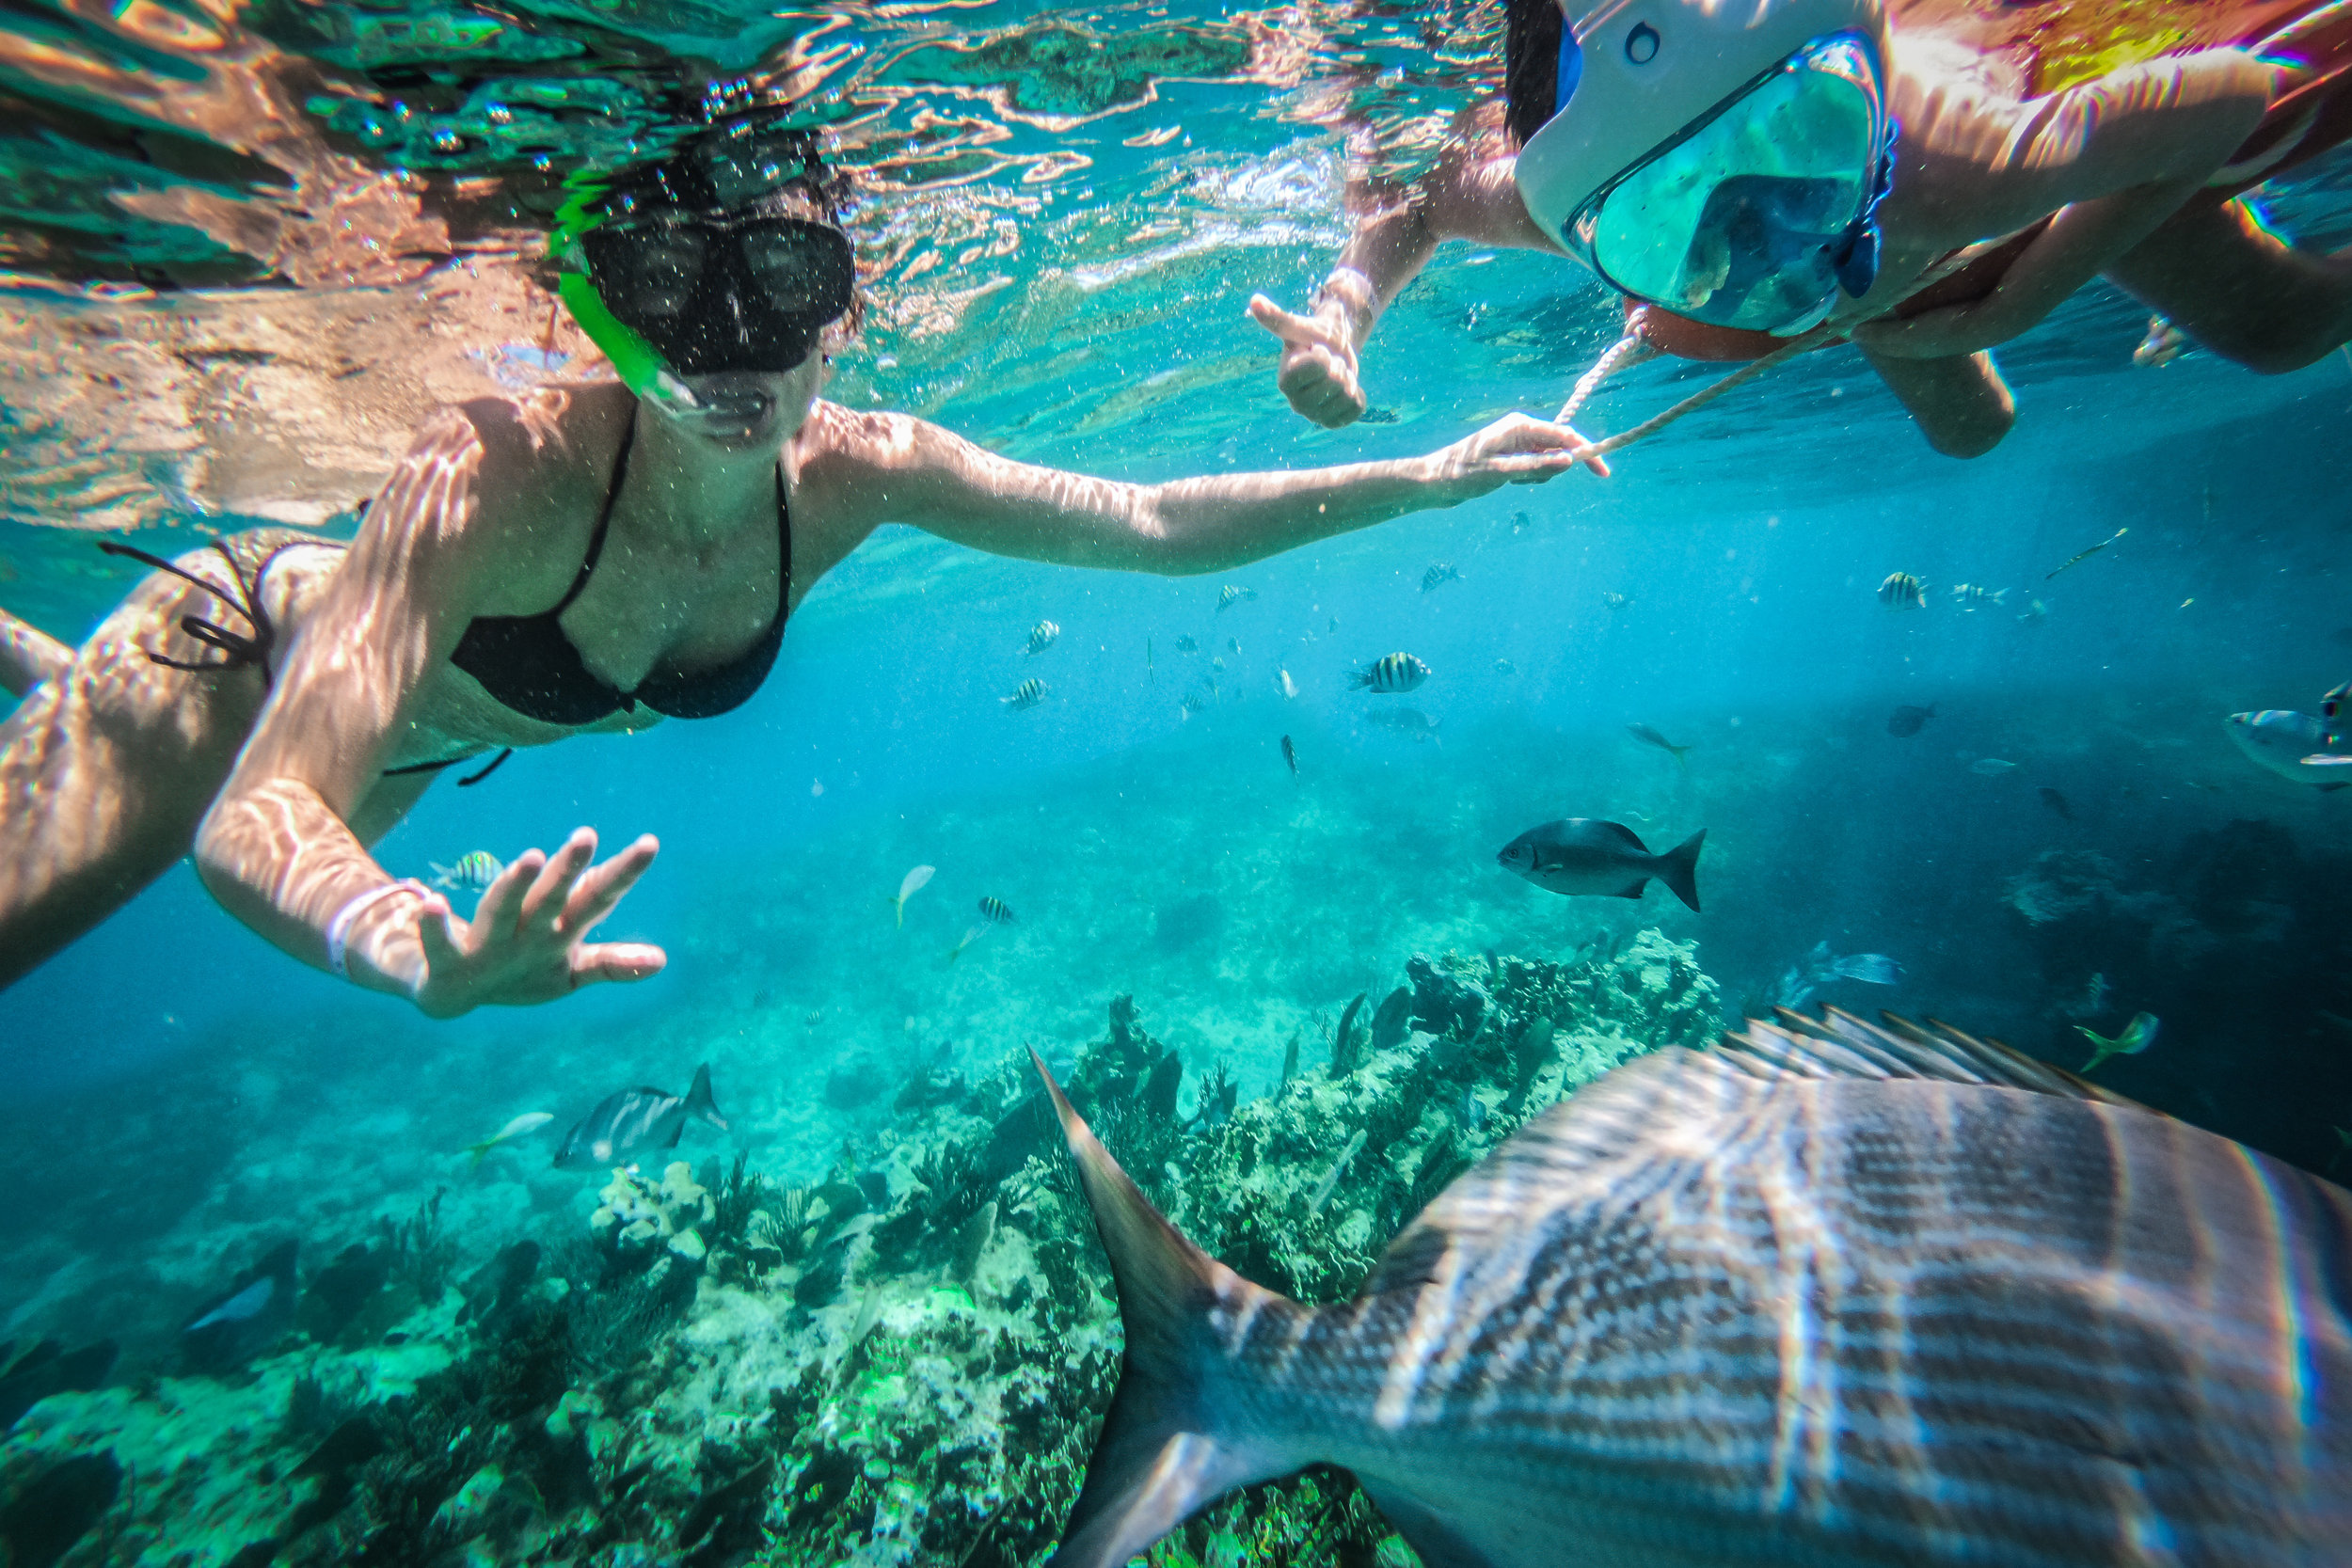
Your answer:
[1571,36,1888,335]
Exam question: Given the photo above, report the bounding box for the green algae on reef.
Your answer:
[0,931,1718,1568]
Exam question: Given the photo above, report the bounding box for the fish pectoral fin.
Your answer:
[1354,1478,1505,1568]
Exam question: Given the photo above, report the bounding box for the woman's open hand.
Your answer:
[409,827,663,1016]
[1424,412,1612,500]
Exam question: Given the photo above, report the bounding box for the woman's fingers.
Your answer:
[472,849,542,939]
[563,833,660,935]
[521,828,597,935]
[570,941,668,990]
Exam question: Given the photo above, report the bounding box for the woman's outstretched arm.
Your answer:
[811,403,1604,576]
[193,402,662,1015]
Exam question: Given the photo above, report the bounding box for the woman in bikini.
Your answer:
[1253,0,2352,457]
[0,118,1605,1011]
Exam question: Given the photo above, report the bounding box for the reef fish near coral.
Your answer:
[463,1110,553,1170]
[1030,1011,2352,1568]
[1496,818,1703,912]
[1624,722,1690,766]
[554,1064,727,1170]
[1772,942,1903,1010]
[182,1239,297,1371]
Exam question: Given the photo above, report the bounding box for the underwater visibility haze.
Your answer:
[2,0,2350,1561]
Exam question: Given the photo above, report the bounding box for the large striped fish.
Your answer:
[1035,1009,2352,1567]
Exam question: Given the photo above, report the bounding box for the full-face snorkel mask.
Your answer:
[1515,0,1899,337]
[551,163,856,404]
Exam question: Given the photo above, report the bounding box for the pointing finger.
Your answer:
[1248,293,1327,350]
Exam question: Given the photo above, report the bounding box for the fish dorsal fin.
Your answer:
[1361,1009,2158,1299]
[1362,1048,1735,1296]
[1592,818,1646,850]
[1718,1007,2147,1108]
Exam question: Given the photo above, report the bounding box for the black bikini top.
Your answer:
[451,415,790,726]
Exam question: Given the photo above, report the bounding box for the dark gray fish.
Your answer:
[1350,652,1429,693]
[1877,571,1925,610]
[2040,785,2074,819]
[555,1064,727,1170]
[1886,703,1934,737]
[1029,1010,2352,1568]
[1362,707,1441,742]
[1174,635,1198,653]
[1497,818,1704,912]
[1359,407,1399,424]
[183,1239,298,1371]
[1003,677,1048,711]
[1280,735,1297,775]
[1422,562,1459,594]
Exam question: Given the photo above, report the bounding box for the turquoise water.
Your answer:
[3,0,2351,1561]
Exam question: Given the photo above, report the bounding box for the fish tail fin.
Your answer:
[685,1063,728,1132]
[1032,1050,1305,1568]
[1670,743,1691,769]
[464,1139,493,1172]
[1657,829,1705,912]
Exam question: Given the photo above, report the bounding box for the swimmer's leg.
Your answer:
[0,582,267,990]
[0,607,72,697]
[2107,195,2352,374]
[1859,348,2017,459]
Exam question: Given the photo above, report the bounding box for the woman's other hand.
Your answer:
[1424,412,1612,500]
[1249,294,1369,428]
[410,827,663,1016]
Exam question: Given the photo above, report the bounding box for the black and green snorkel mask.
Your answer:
[551,175,856,399]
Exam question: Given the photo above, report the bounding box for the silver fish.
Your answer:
[1950,582,2009,610]
[1497,818,1703,912]
[1030,1009,2352,1568]
[1025,619,1061,656]
[554,1064,727,1169]
[1350,652,1430,693]
[1877,571,1925,610]
[1970,756,2019,775]
[465,1110,554,1170]
[1422,562,1460,594]
[1601,591,1632,611]
[2226,708,2352,789]
[1216,585,1256,612]
[1003,677,1048,711]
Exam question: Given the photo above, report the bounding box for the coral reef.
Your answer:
[0,931,1721,1568]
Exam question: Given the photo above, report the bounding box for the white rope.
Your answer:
[1554,309,1661,423]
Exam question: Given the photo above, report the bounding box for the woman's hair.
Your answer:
[1502,0,1565,149]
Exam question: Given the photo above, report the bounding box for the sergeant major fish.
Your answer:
[1003,677,1048,711]
[1950,583,2009,610]
[431,851,503,891]
[1216,585,1256,612]
[1027,1009,2352,1568]
[1280,735,1298,776]
[554,1064,728,1169]
[1877,571,1926,610]
[1025,619,1060,656]
[1421,562,1460,594]
[1497,818,1704,912]
[1350,653,1430,693]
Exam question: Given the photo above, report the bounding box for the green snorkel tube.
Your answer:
[549,181,699,408]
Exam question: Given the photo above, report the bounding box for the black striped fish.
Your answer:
[977,895,1015,925]
[1217,585,1256,611]
[1349,652,1429,693]
[1003,677,1047,711]
[1035,1009,2352,1568]
[1422,562,1459,593]
[1025,619,1060,655]
[1877,571,1926,610]
[430,850,502,891]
